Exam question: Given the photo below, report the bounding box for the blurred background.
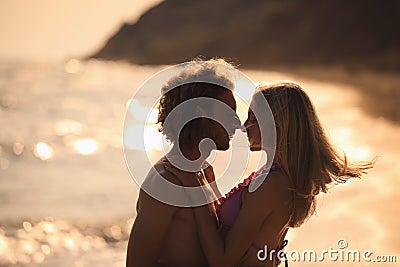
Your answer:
[0,0,399,266]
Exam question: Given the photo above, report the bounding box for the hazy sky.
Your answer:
[0,0,162,61]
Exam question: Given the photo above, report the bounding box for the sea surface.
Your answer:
[0,59,398,266]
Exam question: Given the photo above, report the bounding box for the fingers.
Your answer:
[202,160,211,170]
[203,164,215,182]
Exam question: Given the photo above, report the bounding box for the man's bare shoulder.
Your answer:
[152,159,182,186]
[136,159,183,212]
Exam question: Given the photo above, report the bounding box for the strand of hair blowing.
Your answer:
[260,83,374,228]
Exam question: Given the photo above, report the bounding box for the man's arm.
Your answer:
[126,172,180,267]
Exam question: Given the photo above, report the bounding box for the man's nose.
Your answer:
[233,114,241,129]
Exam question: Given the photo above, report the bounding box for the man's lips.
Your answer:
[227,128,237,137]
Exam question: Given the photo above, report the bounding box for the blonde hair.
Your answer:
[257,82,374,227]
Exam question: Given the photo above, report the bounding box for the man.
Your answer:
[126,60,240,267]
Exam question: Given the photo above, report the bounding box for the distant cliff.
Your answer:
[91,0,400,70]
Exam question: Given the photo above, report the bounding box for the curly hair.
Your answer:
[157,59,235,147]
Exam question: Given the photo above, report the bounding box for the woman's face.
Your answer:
[243,104,262,151]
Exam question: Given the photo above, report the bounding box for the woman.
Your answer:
[165,82,374,267]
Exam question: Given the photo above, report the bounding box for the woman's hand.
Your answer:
[202,163,223,201]
[202,162,216,183]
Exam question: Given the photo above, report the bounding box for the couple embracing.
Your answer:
[126,59,373,267]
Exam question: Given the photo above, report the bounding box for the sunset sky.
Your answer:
[0,0,162,61]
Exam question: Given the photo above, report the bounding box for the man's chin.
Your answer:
[249,144,261,151]
[216,141,231,151]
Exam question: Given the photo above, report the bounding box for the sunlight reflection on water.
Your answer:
[54,120,84,136]
[34,142,53,161]
[0,60,398,266]
[73,139,98,155]
[0,217,132,265]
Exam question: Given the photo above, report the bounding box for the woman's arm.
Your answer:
[196,173,287,267]
[165,165,286,267]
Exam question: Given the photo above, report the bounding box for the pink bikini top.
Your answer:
[216,164,280,232]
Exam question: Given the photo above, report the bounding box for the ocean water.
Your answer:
[0,59,398,266]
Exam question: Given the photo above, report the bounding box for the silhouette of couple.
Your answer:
[126,59,373,267]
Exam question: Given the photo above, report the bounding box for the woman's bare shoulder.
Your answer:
[248,169,292,203]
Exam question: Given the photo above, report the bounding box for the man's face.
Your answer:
[205,91,239,151]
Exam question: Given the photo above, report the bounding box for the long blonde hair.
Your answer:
[257,82,374,227]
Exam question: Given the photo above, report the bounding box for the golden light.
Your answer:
[34,142,53,160]
[63,237,75,250]
[73,139,98,155]
[148,108,158,124]
[54,120,84,135]
[80,240,91,251]
[144,125,163,151]
[343,145,372,161]
[41,244,51,255]
[33,252,45,264]
[124,125,163,151]
[17,254,31,264]
[64,59,81,74]
[13,142,24,155]
[22,222,32,232]
[127,99,158,123]
[46,235,60,247]
[21,240,34,254]
[330,127,373,161]
[0,235,8,255]
[42,222,55,234]
[92,236,106,249]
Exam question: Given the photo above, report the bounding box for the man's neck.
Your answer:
[168,142,212,171]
